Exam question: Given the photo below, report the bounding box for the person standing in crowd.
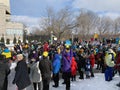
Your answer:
[39,51,52,90]
[115,48,120,87]
[89,51,95,77]
[0,55,10,90]
[85,55,91,79]
[71,57,77,81]
[12,54,31,90]
[52,50,61,88]
[77,48,86,79]
[62,42,73,90]
[43,42,49,51]
[104,49,115,81]
[29,59,42,90]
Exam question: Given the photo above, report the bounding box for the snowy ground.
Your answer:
[8,62,120,90]
[50,74,120,90]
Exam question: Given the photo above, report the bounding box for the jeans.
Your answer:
[105,67,113,81]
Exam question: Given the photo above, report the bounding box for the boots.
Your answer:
[66,87,70,90]
[116,83,120,87]
[53,82,59,88]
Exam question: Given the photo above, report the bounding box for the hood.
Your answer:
[3,48,10,53]
[54,54,61,60]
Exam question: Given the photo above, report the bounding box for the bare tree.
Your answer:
[76,9,99,39]
[114,17,120,35]
[41,7,75,40]
[97,16,114,38]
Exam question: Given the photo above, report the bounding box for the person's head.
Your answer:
[65,45,70,51]
[79,48,84,54]
[16,54,24,61]
[43,51,48,58]
[0,55,6,61]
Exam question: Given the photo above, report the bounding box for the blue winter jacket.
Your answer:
[52,54,61,74]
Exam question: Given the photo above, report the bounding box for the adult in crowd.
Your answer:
[39,51,52,90]
[0,55,10,90]
[12,54,31,90]
[104,49,115,81]
[52,49,61,88]
[115,48,120,87]
[77,48,86,79]
[29,58,42,90]
[62,41,73,90]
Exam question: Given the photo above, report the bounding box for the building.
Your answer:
[0,0,24,44]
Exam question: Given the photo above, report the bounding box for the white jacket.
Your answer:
[30,61,42,82]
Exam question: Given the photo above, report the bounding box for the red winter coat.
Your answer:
[43,43,49,51]
[115,53,120,71]
[89,54,95,68]
[71,57,77,76]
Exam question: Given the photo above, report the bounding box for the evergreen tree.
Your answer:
[1,34,5,43]
[6,38,10,44]
[13,35,17,44]
[18,37,21,44]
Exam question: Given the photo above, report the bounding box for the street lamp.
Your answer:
[23,29,27,43]
[72,32,74,44]
[51,31,53,44]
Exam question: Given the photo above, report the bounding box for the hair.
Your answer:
[17,54,24,60]
[0,55,6,61]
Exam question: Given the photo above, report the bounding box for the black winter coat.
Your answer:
[77,54,86,70]
[0,60,10,90]
[39,58,52,84]
[13,60,31,89]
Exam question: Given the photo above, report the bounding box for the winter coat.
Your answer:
[0,60,10,90]
[13,60,31,90]
[105,53,115,67]
[62,49,73,72]
[71,57,77,76]
[32,52,38,59]
[2,48,11,59]
[39,57,52,83]
[77,53,86,70]
[52,54,61,74]
[43,43,49,51]
[30,61,42,82]
[89,54,95,68]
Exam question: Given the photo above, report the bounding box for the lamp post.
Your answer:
[51,31,53,44]
[23,29,27,43]
[72,32,74,44]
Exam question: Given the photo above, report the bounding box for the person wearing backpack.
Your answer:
[104,49,115,81]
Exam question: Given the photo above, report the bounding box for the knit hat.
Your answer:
[43,51,48,57]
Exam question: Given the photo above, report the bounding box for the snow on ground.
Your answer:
[8,62,120,90]
[50,74,120,90]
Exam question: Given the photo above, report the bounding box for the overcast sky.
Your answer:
[10,0,120,28]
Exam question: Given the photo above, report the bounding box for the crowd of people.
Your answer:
[0,38,120,90]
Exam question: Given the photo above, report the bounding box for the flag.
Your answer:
[94,33,98,39]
